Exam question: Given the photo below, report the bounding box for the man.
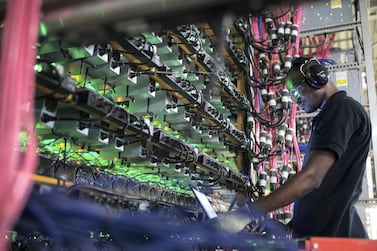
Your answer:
[247,56,371,238]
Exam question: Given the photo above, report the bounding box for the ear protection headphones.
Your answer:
[293,57,329,88]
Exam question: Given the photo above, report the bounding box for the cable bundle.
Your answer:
[233,6,304,222]
[14,187,297,251]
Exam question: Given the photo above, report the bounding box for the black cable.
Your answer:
[156,88,180,92]
[112,48,142,55]
[248,79,284,88]
[124,118,151,144]
[114,37,156,66]
[249,94,289,128]
[167,27,203,57]
[194,170,224,187]
[256,110,287,128]
[269,7,294,20]
[82,63,89,88]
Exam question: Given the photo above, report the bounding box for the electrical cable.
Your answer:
[124,118,151,144]
[269,7,294,20]
[0,1,40,249]
[113,36,156,66]
[249,100,289,128]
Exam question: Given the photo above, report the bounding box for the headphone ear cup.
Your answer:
[305,64,328,88]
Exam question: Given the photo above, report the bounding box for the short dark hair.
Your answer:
[286,57,310,88]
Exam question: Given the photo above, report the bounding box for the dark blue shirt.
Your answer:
[291,91,371,238]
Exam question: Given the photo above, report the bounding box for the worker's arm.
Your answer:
[208,149,336,234]
[252,149,336,214]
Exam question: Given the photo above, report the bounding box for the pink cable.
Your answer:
[0,0,37,240]
[12,0,39,222]
[0,0,24,230]
[251,17,259,41]
[288,103,302,171]
[0,0,40,250]
[293,6,302,56]
[323,33,336,58]
[0,0,26,220]
[281,149,288,166]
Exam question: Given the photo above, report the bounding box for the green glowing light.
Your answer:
[286,78,294,91]
[36,127,195,193]
[142,32,163,44]
[34,63,43,73]
[19,131,29,152]
[39,22,48,37]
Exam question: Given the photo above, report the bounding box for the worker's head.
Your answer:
[286,57,330,113]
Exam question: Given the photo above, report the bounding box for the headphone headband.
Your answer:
[294,57,329,88]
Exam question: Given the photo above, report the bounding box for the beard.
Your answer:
[299,98,320,113]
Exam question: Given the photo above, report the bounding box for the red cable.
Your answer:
[288,103,302,171]
[293,6,302,56]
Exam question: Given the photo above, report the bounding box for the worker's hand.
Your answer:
[210,206,255,233]
[250,218,292,239]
